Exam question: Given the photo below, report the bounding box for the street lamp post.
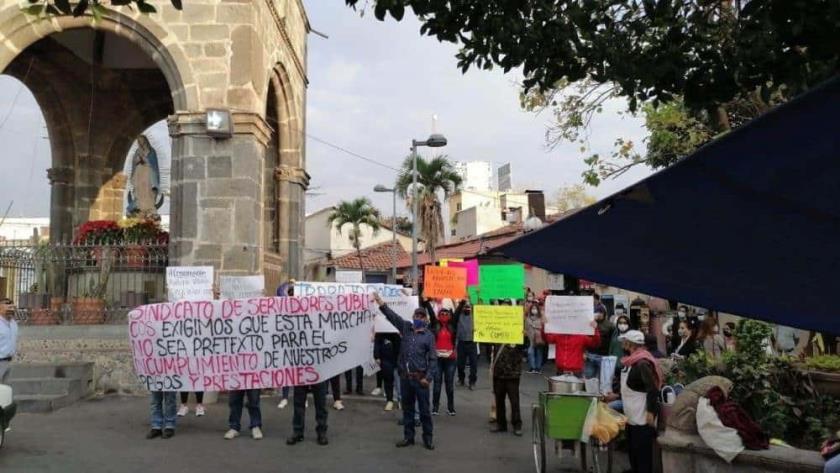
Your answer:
[374,184,397,283]
[409,133,447,295]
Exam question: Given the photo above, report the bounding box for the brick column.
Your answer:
[47,166,75,242]
[275,165,309,279]
[168,111,270,276]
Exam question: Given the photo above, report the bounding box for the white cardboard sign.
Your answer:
[220,275,265,300]
[544,295,595,335]
[335,270,364,283]
[166,266,214,302]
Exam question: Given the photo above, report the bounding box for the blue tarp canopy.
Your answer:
[499,77,840,333]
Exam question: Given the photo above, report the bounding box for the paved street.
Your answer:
[0,365,628,473]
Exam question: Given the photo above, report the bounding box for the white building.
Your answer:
[0,217,50,242]
[303,207,413,281]
[454,161,494,191]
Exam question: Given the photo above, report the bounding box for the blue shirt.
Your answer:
[378,304,436,382]
[0,316,18,359]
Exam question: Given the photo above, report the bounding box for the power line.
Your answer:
[303,132,401,172]
[0,58,35,133]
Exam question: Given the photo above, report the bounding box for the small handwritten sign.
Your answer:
[544,296,594,335]
[423,266,467,299]
[166,266,214,302]
[473,305,524,344]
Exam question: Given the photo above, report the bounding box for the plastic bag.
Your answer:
[581,401,627,444]
[599,356,618,395]
[696,397,744,463]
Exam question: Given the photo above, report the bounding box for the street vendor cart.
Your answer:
[532,391,618,473]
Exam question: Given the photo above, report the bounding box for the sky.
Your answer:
[0,2,652,219]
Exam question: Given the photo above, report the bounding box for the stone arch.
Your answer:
[0,8,197,111]
[264,63,307,280]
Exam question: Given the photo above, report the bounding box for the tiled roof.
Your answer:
[330,240,408,271]
[394,212,568,268]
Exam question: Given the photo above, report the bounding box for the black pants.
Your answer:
[180,391,203,403]
[457,341,478,385]
[493,377,521,430]
[344,366,364,394]
[329,375,341,400]
[293,382,328,435]
[627,424,656,473]
[381,361,396,402]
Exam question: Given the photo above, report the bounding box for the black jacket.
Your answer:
[424,300,465,347]
[374,333,400,366]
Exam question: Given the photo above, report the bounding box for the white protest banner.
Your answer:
[128,294,376,392]
[220,275,265,300]
[166,266,214,302]
[335,270,363,283]
[544,295,595,335]
[547,273,565,291]
[376,294,419,333]
[293,281,406,298]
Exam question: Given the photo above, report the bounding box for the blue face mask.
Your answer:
[413,319,427,330]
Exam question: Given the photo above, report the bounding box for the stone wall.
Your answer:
[15,325,142,394]
[659,429,824,473]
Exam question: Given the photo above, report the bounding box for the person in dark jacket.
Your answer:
[455,300,478,389]
[671,320,700,359]
[617,330,662,473]
[374,332,401,412]
[425,300,465,415]
[584,306,614,379]
[490,341,525,436]
[373,292,437,450]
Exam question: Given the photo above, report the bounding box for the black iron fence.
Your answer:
[0,241,168,325]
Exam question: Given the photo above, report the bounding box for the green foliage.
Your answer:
[347,0,840,116]
[643,101,715,169]
[22,0,180,19]
[805,355,840,373]
[671,319,837,449]
[327,198,381,274]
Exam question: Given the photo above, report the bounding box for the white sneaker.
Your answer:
[177,405,189,417]
[305,400,309,408]
[224,429,240,440]
[277,398,288,409]
[332,400,345,411]
[384,401,394,412]
[371,387,382,396]
[195,405,206,417]
[251,427,263,440]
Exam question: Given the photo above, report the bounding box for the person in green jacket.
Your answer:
[609,315,632,359]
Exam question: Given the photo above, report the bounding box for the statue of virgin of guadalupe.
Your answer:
[126,134,164,216]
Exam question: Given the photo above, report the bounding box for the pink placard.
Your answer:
[450,259,478,286]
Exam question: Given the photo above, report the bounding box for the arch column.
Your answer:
[168,111,271,275]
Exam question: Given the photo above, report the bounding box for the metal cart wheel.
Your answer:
[581,438,613,473]
[532,404,546,473]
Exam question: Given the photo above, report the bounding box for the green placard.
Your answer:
[478,264,525,301]
[468,286,479,304]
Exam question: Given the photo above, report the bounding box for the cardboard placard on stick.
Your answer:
[166,266,214,302]
[544,295,595,335]
[423,266,467,299]
[219,275,265,300]
[449,259,479,286]
[473,305,524,344]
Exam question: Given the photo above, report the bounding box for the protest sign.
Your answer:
[449,259,479,286]
[423,266,467,299]
[128,294,376,392]
[439,258,463,267]
[478,264,525,300]
[376,294,419,333]
[166,266,214,302]
[544,295,594,335]
[220,275,265,300]
[293,281,405,298]
[473,305,524,344]
[335,270,363,283]
[468,286,479,304]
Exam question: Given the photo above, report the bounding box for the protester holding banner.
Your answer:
[343,366,364,396]
[426,299,465,416]
[374,332,401,411]
[287,380,330,446]
[178,392,205,417]
[373,292,437,450]
[329,376,344,411]
[541,313,600,376]
[490,341,525,436]
[584,306,614,379]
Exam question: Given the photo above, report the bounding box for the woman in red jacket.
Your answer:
[540,313,600,375]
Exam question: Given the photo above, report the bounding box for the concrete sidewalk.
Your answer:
[0,368,629,473]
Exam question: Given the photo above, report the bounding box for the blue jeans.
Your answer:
[608,400,624,413]
[527,345,545,371]
[401,378,433,443]
[583,352,602,379]
[228,389,262,431]
[433,358,456,412]
[150,391,177,430]
[826,454,840,473]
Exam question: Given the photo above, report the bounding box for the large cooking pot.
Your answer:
[547,375,585,394]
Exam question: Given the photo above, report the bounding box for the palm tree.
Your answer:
[327,198,381,278]
[395,154,463,263]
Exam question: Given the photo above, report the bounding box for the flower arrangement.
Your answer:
[118,217,169,244]
[73,220,122,244]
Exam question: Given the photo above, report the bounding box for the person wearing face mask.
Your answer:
[671,320,699,359]
[425,300,464,416]
[584,307,614,379]
[373,292,437,450]
[609,315,633,359]
[662,305,689,351]
[524,303,545,374]
[456,300,478,390]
